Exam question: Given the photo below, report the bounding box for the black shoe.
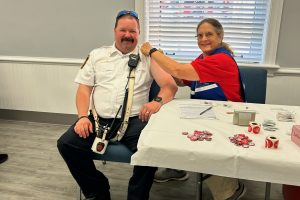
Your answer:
[0,154,8,164]
[83,193,111,200]
[83,196,111,200]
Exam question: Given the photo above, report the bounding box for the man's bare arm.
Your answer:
[74,84,93,138]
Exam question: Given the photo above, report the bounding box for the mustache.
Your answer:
[121,37,134,43]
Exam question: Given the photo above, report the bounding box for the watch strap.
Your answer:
[149,48,158,57]
[153,96,163,105]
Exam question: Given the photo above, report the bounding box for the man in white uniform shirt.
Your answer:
[57,10,177,200]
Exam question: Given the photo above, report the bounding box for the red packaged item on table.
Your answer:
[248,122,261,134]
[265,136,279,149]
[291,125,300,147]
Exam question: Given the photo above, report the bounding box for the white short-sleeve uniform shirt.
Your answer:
[75,44,153,118]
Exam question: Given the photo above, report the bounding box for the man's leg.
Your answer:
[121,117,157,200]
[128,165,157,200]
[57,121,110,199]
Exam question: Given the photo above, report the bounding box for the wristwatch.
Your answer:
[149,48,158,57]
[153,96,163,105]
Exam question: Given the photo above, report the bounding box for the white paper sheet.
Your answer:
[178,103,216,119]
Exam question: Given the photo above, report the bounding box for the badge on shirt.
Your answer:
[81,55,90,69]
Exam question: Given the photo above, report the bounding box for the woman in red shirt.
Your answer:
[141,18,245,200]
[142,18,243,103]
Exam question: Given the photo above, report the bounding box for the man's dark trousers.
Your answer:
[57,116,157,200]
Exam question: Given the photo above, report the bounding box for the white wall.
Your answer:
[267,74,300,106]
[1,60,300,115]
[0,0,300,114]
[0,61,78,114]
[0,0,135,58]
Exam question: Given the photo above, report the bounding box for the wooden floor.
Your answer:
[0,119,284,200]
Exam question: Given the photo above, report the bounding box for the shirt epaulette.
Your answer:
[81,55,90,69]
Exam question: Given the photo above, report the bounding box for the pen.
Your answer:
[199,106,213,115]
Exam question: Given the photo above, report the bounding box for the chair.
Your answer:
[239,67,268,104]
[79,81,160,199]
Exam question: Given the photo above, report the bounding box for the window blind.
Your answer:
[144,0,270,63]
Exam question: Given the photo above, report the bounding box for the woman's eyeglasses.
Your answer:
[117,10,139,20]
[195,32,215,40]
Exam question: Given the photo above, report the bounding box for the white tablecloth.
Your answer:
[131,99,300,186]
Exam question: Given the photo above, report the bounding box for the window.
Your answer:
[142,0,283,64]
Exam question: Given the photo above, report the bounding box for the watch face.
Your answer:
[154,96,162,102]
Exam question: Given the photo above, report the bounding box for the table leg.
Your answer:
[79,188,82,200]
[196,173,202,200]
[196,173,213,200]
[265,182,271,200]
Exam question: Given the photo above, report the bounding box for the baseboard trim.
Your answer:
[0,109,77,125]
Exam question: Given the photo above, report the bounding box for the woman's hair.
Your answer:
[196,18,234,55]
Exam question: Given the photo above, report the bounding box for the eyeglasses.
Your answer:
[116,10,139,20]
[195,32,215,40]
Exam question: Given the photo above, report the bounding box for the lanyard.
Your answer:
[91,67,136,141]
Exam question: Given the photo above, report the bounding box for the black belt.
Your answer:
[90,114,138,140]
